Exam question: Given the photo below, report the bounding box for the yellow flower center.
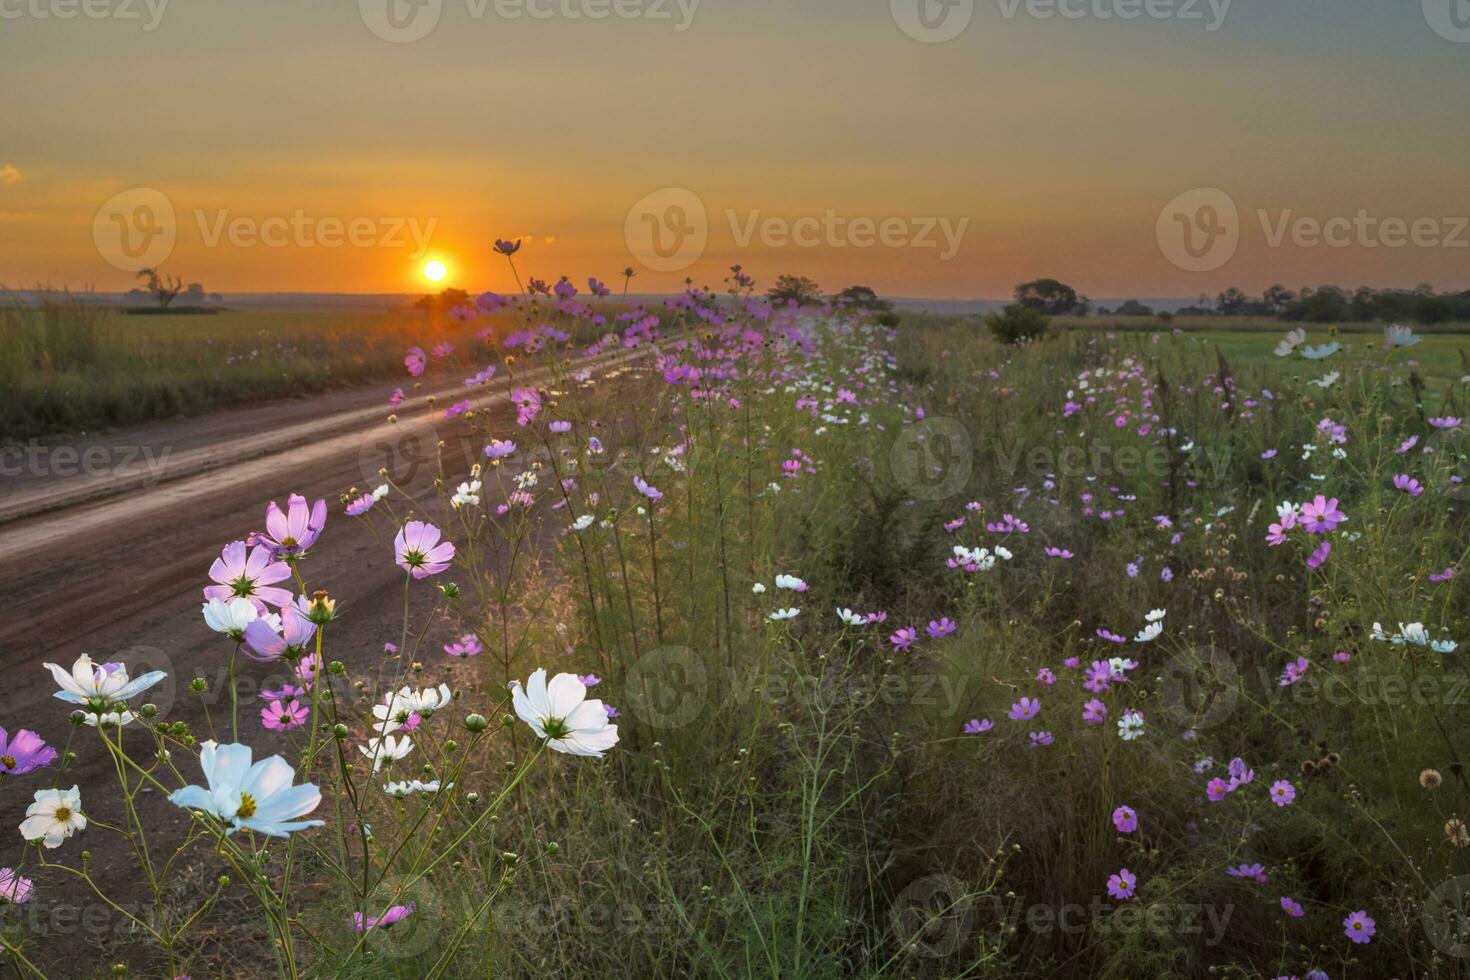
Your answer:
[237,793,257,820]
[54,806,71,822]
[0,755,15,770]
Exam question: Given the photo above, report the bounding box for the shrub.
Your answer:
[985,302,1050,344]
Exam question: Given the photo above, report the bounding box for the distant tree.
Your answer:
[985,303,1050,345]
[1282,286,1351,322]
[1216,287,1249,316]
[1263,284,1296,313]
[136,268,183,309]
[181,283,206,305]
[768,274,823,307]
[1113,300,1155,317]
[1014,278,1080,316]
[1073,294,1092,317]
[834,285,892,313]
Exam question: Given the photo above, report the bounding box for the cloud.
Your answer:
[0,165,21,186]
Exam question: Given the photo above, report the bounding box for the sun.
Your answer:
[422,260,447,284]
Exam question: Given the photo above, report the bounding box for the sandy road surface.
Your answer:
[0,346,647,972]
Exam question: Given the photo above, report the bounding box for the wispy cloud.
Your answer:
[0,165,22,186]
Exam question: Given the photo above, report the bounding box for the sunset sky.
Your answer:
[3,0,1468,299]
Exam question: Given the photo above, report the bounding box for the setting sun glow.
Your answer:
[422,260,447,284]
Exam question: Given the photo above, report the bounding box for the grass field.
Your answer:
[13,288,1470,977]
[0,295,630,441]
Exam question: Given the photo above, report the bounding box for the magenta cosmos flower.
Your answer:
[1107,868,1136,901]
[394,521,456,579]
[1392,474,1424,497]
[1112,805,1138,833]
[404,347,426,377]
[1269,780,1297,806]
[0,868,33,904]
[257,495,327,558]
[962,718,992,734]
[204,540,293,612]
[0,727,58,776]
[1343,909,1375,944]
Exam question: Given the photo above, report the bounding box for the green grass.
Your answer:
[0,295,641,441]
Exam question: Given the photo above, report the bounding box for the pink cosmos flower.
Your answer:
[1008,697,1040,721]
[404,347,426,376]
[1112,806,1138,833]
[394,521,456,578]
[1082,699,1108,725]
[262,699,308,731]
[927,618,958,639]
[1107,868,1136,901]
[1266,509,1297,547]
[1429,417,1461,430]
[351,902,416,932]
[484,440,517,460]
[204,541,293,611]
[1429,567,1455,583]
[444,633,483,657]
[1306,540,1332,570]
[963,718,992,734]
[1028,731,1053,748]
[242,605,317,664]
[1269,780,1296,806]
[1227,863,1268,884]
[1392,474,1424,497]
[1298,495,1346,534]
[257,495,328,557]
[889,627,917,650]
[1343,910,1375,944]
[1280,896,1304,917]
[0,868,33,905]
[1279,657,1310,686]
[0,727,58,776]
[633,476,663,503]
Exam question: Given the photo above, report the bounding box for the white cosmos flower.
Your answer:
[372,484,390,500]
[768,608,800,621]
[751,583,767,594]
[44,654,167,724]
[994,546,1013,561]
[373,684,453,733]
[19,786,86,849]
[1117,710,1145,741]
[1134,621,1164,643]
[203,597,259,640]
[169,742,323,838]
[509,669,619,758]
[836,607,866,626]
[451,480,482,508]
[774,574,807,592]
[1309,372,1340,388]
[384,779,444,797]
[571,514,595,531]
[360,735,415,773]
[1145,608,1167,623]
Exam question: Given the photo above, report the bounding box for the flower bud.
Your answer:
[464,714,488,733]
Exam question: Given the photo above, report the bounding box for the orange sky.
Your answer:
[3,1,1467,299]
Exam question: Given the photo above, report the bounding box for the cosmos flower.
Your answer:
[360,735,415,773]
[444,633,483,657]
[1082,699,1108,725]
[889,627,918,650]
[384,780,441,797]
[1298,496,1346,533]
[774,574,808,592]
[170,742,323,837]
[927,618,957,639]
[351,902,416,932]
[768,608,800,621]
[0,868,33,905]
[836,608,866,626]
[1280,896,1304,917]
[261,699,308,731]
[1028,731,1053,748]
[1342,910,1375,944]
[633,475,664,503]
[1392,474,1424,497]
[1227,863,1268,884]
[242,605,316,664]
[1269,780,1297,806]
[0,727,58,776]
[404,347,426,376]
[484,440,517,460]
[509,669,619,758]
[257,495,328,557]
[203,597,264,641]
[1008,697,1040,721]
[1112,806,1138,833]
[963,718,992,734]
[45,654,166,725]
[1107,868,1136,901]
[204,541,294,611]
[1117,710,1144,741]
[19,786,85,848]
[394,521,456,579]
